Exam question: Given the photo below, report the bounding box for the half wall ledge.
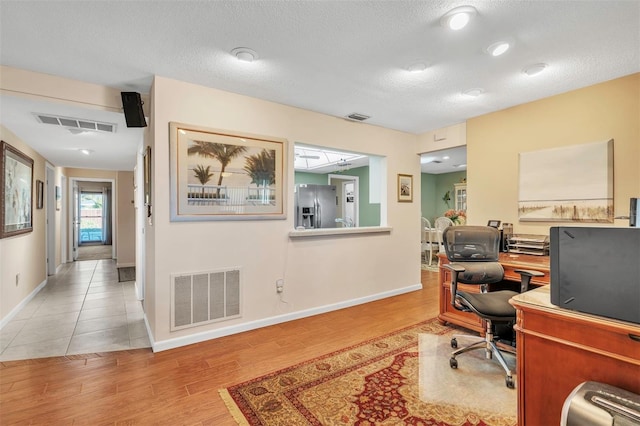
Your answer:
[288,226,392,238]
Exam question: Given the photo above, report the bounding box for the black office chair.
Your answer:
[442,225,543,388]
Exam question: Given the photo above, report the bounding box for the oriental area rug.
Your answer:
[219,318,517,426]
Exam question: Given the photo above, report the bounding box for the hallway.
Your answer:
[0,259,150,361]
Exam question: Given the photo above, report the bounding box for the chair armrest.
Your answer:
[514,268,545,293]
[443,263,467,310]
[514,269,545,277]
[443,263,466,273]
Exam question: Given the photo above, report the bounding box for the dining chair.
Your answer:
[421,217,438,266]
[434,216,454,253]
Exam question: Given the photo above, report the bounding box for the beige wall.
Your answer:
[467,73,640,233]
[148,76,422,345]
[0,126,48,321]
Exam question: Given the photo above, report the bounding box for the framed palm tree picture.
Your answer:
[169,122,287,221]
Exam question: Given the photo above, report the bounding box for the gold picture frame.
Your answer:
[397,173,413,203]
[1,141,34,238]
[169,122,287,221]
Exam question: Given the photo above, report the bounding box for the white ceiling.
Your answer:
[0,1,638,172]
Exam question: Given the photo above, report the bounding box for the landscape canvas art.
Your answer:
[170,123,287,221]
[518,139,613,222]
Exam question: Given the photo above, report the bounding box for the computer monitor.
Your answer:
[550,226,640,324]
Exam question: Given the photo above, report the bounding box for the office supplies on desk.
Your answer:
[507,233,549,255]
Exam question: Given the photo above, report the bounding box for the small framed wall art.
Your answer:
[36,180,44,209]
[397,173,413,203]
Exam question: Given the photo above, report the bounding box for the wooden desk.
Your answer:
[437,252,550,333]
[510,287,640,425]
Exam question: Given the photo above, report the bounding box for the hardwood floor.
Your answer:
[0,270,439,425]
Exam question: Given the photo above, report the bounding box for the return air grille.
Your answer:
[345,112,370,122]
[170,268,241,331]
[33,113,117,133]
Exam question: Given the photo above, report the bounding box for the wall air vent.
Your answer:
[33,113,116,133]
[345,112,371,122]
[171,268,241,331]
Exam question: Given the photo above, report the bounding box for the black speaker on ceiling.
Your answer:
[120,92,147,128]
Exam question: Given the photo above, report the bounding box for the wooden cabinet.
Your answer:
[437,252,550,333]
[453,183,466,212]
[511,287,640,425]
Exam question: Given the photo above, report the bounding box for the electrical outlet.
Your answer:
[276,279,284,293]
[15,273,20,286]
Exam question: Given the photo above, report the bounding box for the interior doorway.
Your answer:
[69,178,115,261]
[328,174,359,227]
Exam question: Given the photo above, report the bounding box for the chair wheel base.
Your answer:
[451,338,457,348]
[450,357,458,369]
[506,376,514,388]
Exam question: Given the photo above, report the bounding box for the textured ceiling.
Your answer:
[1,0,639,171]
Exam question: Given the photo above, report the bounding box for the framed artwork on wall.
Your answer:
[55,185,61,211]
[518,139,613,222]
[397,173,413,203]
[36,180,44,209]
[169,122,287,221]
[143,145,152,218]
[1,140,34,238]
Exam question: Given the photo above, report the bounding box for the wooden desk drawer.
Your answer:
[521,309,640,361]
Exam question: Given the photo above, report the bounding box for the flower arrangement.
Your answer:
[444,209,466,225]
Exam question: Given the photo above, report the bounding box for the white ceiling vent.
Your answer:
[345,112,370,122]
[33,113,117,133]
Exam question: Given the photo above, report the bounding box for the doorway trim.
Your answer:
[328,174,359,227]
[68,177,116,262]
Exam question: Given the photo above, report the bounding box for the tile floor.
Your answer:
[0,259,150,362]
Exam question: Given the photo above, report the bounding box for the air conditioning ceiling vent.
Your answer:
[345,112,370,122]
[33,113,116,133]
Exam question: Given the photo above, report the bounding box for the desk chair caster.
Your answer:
[448,337,516,389]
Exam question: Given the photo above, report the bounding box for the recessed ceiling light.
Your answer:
[79,149,93,155]
[486,41,510,57]
[443,156,450,160]
[230,47,258,62]
[407,62,428,73]
[440,6,477,31]
[462,88,484,97]
[523,63,548,76]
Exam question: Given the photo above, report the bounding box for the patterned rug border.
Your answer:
[222,317,447,389]
[219,317,470,425]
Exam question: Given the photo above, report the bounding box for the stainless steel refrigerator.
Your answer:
[294,184,337,229]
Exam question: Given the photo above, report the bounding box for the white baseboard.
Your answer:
[151,283,423,353]
[0,278,48,329]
